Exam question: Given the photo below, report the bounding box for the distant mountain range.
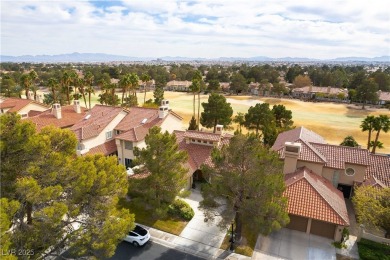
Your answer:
[1,52,389,63]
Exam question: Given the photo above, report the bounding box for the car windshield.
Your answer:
[133,225,147,236]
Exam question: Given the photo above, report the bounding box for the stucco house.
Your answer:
[70,100,183,167]
[272,126,390,240]
[292,86,348,101]
[115,101,183,168]
[377,90,390,105]
[165,80,192,91]
[174,125,233,189]
[0,97,49,118]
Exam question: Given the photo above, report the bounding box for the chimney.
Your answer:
[158,106,169,119]
[73,100,81,113]
[161,99,169,108]
[215,124,223,134]
[52,103,62,119]
[283,142,301,174]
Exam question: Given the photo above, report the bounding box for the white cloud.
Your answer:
[1,0,389,59]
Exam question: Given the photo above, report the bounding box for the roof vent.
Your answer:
[84,114,91,120]
[141,118,147,124]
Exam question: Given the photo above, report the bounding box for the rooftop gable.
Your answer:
[0,97,49,113]
[285,167,349,226]
[70,105,124,140]
[27,105,88,131]
[272,126,326,151]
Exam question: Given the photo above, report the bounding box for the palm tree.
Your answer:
[119,74,131,104]
[47,78,59,103]
[61,71,72,105]
[84,72,94,109]
[360,115,376,150]
[193,71,203,130]
[29,70,39,100]
[189,74,200,119]
[129,73,139,98]
[371,115,390,154]
[20,73,32,99]
[141,73,151,105]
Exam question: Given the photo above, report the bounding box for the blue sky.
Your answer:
[1,0,389,59]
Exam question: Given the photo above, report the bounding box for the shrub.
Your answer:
[168,199,195,221]
[357,238,390,260]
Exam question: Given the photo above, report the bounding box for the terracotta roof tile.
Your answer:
[284,167,349,226]
[0,97,49,112]
[366,154,390,187]
[27,105,88,131]
[272,126,326,151]
[87,140,117,156]
[70,105,123,140]
[184,130,222,142]
[174,130,233,171]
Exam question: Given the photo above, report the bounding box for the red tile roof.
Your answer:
[87,139,117,156]
[361,176,387,188]
[0,97,49,112]
[115,107,181,142]
[272,126,326,151]
[174,130,233,174]
[70,105,123,141]
[184,130,222,142]
[274,127,389,186]
[366,154,390,187]
[310,143,370,168]
[27,105,88,131]
[284,167,349,226]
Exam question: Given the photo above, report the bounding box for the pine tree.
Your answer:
[200,93,233,133]
[133,126,188,209]
[188,116,198,130]
[200,134,289,242]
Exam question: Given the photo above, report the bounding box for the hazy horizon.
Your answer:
[1,0,389,59]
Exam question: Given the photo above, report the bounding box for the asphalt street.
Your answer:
[108,241,205,260]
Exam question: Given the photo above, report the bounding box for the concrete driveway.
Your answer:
[252,228,336,260]
[178,187,227,254]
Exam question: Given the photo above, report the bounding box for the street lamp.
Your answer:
[229,222,235,251]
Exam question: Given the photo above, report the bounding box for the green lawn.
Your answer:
[357,238,390,260]
[220,223,258,257]
[118,198,188,236]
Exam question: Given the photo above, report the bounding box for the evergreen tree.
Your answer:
[340,136,359,147]
[0,114,134,259]
[244,103,276,145]
[188,116,198,130]
[200,134,289,242]
[272,104,294,130]
[153,86,164,105]
[200,93,233,133]
[133,126,188,209]
[356,79,379,109]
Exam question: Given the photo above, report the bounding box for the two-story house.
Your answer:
[0,97,49,118]
[272,126,390,240]
[71,100,183,166]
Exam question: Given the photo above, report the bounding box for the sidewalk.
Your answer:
[146,225,251,260]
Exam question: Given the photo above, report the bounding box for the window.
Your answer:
[125,141,133,150]
[125,158,132,168]
[106,130,112,140]
[115,130,121,135]
[345,168,355,176]
[20,113,28,118]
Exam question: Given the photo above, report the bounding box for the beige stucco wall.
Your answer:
[321,164,367,186]
[80,111,127,151]
[334,225,344,241]
[19,103,48,116]
[296,161,324,176]
[117,139,146,166]
[160,113,183,133]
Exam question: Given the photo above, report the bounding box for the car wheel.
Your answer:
[133,241,139,247]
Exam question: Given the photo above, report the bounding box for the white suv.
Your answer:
[123,224,150,247]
